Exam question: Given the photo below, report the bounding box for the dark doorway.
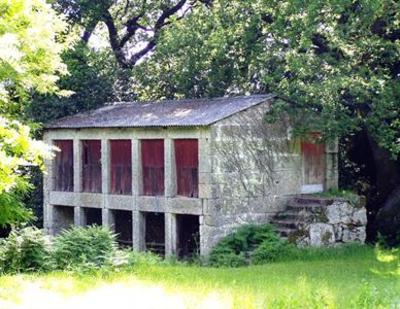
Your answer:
[84,208,102,226]
[177,215,200,259]
[113,210,132,247]
[144,212,165,255]
[53,205,74,234]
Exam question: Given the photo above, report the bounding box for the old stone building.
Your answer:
[43,94,345,257]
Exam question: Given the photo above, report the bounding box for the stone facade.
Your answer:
[43,96,341,256]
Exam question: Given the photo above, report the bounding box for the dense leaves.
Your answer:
[0,0,68,227]
[133,0,400,156]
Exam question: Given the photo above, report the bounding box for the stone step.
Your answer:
[286,202,323,211]
[290,195,334,206]
[271,220,298,229]
[273,226,296,237]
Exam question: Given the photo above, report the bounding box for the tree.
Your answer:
[28,43,135,123]
[131,0,400,241]
[0,0,69,226]
[53,0,208,68]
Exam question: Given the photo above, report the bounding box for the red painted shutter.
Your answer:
[141,139,165,196]
[110,140,132,195]
[54,140,73,191]
[175,139,198,198]
[82,140,102,193]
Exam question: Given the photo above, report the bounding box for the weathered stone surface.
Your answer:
[326,201,353,224]
[309,223,335,246]
[352,208,367,225]
[342,226,366,243]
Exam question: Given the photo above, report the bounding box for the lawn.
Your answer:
[0,245,399,308]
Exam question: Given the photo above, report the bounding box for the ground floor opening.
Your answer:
[143,212,165,256]
[176,214,200,259]
[112,210,132,247]
[83,207,102,226]
[53,205,74,234]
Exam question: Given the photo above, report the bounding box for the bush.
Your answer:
[209,224,289,267]
[52,225,117,270]
[0,227,51,273]
[252,238,293,264]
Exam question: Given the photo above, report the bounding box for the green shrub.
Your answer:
[52,225,117,270]
[209,224,286,267]
[252,238,293,264]
[0,227,51,273]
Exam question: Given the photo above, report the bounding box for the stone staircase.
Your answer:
[271,195,335,239]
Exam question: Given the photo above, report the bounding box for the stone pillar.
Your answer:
[132,211,145,251]
[198,138,212,198]
[132,139,142,196]
[73,139,82,192]
[42,133,54,234]
[74,207,85,226]
[102,208,115,231]
[325,139,339,190]
[101,139,110,194]
[165,212,177,257]
[164,139,176,197]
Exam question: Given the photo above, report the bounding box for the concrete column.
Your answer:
[102,208,115,231]
[101,139,110,194]
[132,211,145,251]
[132,139,142,196]
[325,140,339,190]
[73,139,82,192]
[74,207,85,226]
[198,138,212,198]
[44,204,55,235]
[165,212,177,257]
[42,133,53,234]
[164,139,176,197]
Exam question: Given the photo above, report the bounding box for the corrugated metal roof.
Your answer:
[45,94,275,129]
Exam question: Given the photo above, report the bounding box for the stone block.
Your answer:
[166,197,203,215]
[309,223,335,246]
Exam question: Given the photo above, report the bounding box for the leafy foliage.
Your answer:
[0,118,53,227]
[52,225,118,270]
[0,0,69,227]
[133,0,400,157]
[28,43,135,123]
[209,224,291,267]
[0,227,51,273]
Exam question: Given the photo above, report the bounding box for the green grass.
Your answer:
[0,245,399,308]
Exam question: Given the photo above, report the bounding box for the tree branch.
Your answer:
[102,0,191,68]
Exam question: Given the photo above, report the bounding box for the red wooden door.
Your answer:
[82,140,102,193]
[141,139,165,196]
[175,139,198,198]
[54,140,73,192]
[301,137,325,190]
[110,140,132,195]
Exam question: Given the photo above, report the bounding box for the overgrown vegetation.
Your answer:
[52,226,118,270]
[0,226,119,274]
[209,224,293,267]
[0,227,51,273]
